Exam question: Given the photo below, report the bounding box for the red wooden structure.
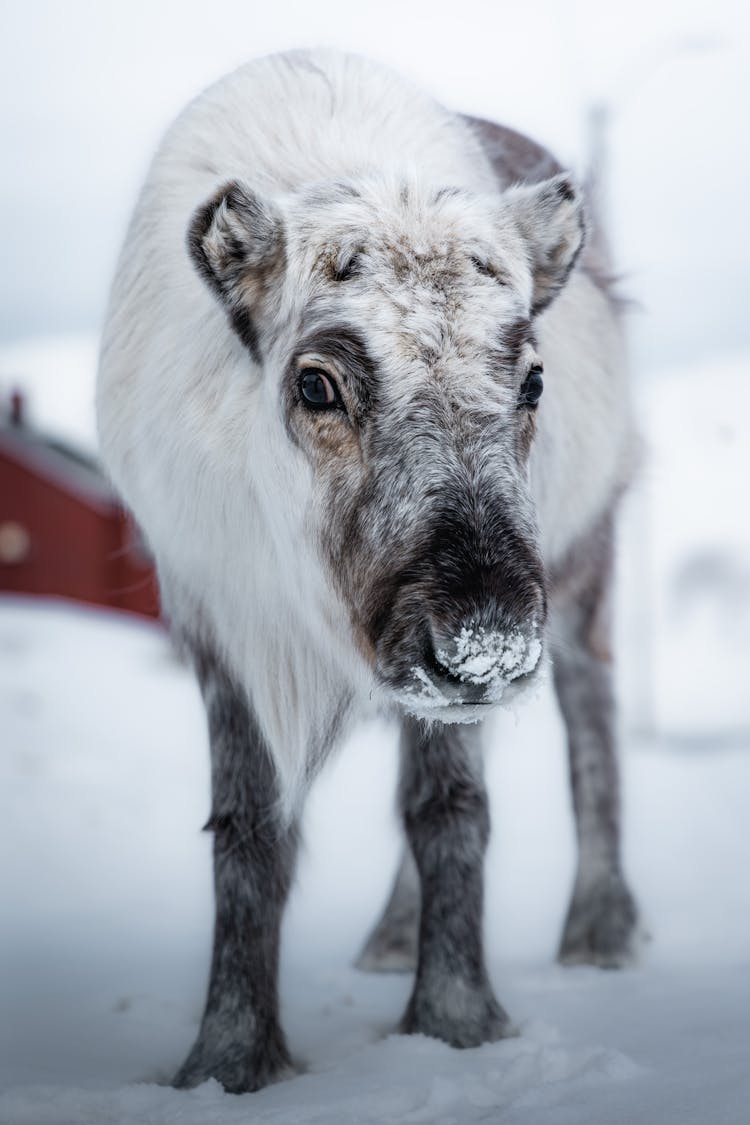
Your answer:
[0,391,159,618]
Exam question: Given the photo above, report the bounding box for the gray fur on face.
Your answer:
[266,180,567,717]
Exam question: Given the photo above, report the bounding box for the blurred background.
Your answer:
[1,0,748,735]
[1,2,749,1121]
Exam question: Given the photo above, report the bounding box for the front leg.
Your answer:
[398,716,514,1046]
[174,645,299,1094]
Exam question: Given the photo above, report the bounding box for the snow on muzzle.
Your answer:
[368,493,547,716]
[434,622,543,688]
[384,608,545,719]
[416,617,544,705]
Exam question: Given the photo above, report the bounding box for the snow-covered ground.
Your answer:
[1,598,749,1125]
[1,338,749,1123]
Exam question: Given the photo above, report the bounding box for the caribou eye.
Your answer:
[519,365,544,408]
[300,367,341,409]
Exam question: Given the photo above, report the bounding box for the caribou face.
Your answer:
[189,172,584,720]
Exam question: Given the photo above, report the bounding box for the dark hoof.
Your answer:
[400,985,517,1047]
[173,1035,294,1095]
[558,873,641,968]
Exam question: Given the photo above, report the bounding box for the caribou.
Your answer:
[97,48,640,1094]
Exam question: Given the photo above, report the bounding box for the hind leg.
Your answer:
[355,845,419,972]
[551,517,640,967]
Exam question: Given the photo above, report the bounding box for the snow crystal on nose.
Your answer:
[438,625,542,686]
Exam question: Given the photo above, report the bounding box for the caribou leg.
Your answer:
[174,645,299,1094]
[397,716,514,1046]
[355,845,420,972]
[551,519,640,967]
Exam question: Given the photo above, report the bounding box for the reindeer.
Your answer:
[97,49,640,1094]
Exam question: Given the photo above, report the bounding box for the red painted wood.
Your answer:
[0,431,160,620]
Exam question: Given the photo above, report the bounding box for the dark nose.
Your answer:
[422,630,490,703]
[424,614,543,699]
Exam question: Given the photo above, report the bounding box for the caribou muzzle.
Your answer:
[372,534,547,716]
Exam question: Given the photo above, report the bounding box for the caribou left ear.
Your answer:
[187,180,286,361]
[501,174,586,316]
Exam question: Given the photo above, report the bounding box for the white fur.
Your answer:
[97,49,636,818]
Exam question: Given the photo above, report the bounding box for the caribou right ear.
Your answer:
[500,173,586,317]
[187,180,286,361]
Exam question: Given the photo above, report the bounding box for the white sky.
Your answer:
[1,0,749,372]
